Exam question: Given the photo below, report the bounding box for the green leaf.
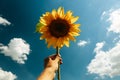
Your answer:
[35,22,44,32]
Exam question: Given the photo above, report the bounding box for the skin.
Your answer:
[37,54,62,80]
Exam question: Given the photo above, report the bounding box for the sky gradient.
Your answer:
[0,0,120,80]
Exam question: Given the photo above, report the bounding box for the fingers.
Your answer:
[49,53,63,64]
[55,54,63,64]
[59,57,63,64]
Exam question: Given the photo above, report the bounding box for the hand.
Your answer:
[44,54,62,72]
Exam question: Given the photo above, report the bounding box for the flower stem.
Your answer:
[56,47,61,80]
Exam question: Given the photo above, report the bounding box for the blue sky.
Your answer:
[0,0,120,80]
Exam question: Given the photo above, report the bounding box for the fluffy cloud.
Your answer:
[77,40,90,47]
[87,41,120,77]
[102,8,120,33]
[0,38,30,64]
[0,16,11,26]
[0,68,17,80]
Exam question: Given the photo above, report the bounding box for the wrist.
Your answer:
[44,67,56,73]
[37,67,56,80]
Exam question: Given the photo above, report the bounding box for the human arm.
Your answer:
[37,54,62,80]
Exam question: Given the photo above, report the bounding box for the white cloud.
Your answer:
[105,9,120,33]
[94,41,105,53]
[0,16,11,26]
[77,40,90,47]
[0,38,30,64]
[87,41,120,77]
[0,68,17,80]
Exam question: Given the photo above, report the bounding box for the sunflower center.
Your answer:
[49,18,70,38]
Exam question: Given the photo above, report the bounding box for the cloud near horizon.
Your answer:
[0,38,30,64]
[0,68,17,80]
[0,16,11,26]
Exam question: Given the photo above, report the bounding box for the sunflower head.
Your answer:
[36,7,81,48]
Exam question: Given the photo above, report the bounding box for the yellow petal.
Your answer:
[42,13,54,25]
[47,39,53,48]
[40,34,46,40]
[63,37,69,47]
[68,34,76,41]
[50,37,57,48]
[40,31,49,40]
[52,37,58,48]
[70,27,80,33]
[71,16,79,23]
[58,7,64,18]
[40,26,48,32]
[69,32,80,36]
[41,31,51,40]
[73,24,80,28]
[43,12,50,17]
[40,17,47,25]
[64,11,73,20]
[56,38,63,48]
[46,38,52,48]
[52,9,57,19]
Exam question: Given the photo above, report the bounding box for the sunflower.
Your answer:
[36,7,81,48]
